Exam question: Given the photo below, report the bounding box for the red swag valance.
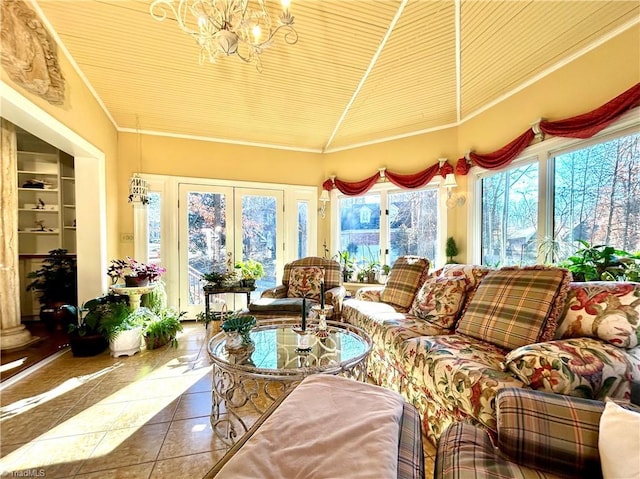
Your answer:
[323,82,640,193]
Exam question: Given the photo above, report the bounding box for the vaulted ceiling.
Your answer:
[34,0,639,153]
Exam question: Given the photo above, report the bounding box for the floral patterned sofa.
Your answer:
[342,261,640,445]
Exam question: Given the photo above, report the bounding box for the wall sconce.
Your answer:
[443,174,465,208]
[319,189,330,219]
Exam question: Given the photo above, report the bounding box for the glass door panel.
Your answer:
[179,184,233,315]
[234,189,284,302]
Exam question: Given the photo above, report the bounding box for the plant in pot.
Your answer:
[202,270,230,288]
[234,259,265,288]
[107,257,166,287]
[334,250,355,282]
[62,294,127,357]
[26,248,78,331]
[446,237,459,264]
[559,240,634,282]
[143,308,185,350]
[221,314,256,350]
[100,305,156,357]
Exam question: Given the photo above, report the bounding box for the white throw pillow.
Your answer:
[599,400,640,479]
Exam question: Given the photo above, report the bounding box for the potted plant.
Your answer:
[27,248,78,331]
[234,259,265,288]
[143,308,185,350]
[107,257,166,287]
[62,294,127,356]
[446,237,459,264]
[202,270,230,287]
[559,240,637,282]
[335,250,355,282]
[221,314,256,350]
[100,305,156,357]
[379,264,391,283]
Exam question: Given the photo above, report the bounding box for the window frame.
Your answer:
[330,179,448,269]
[469,112,640,265]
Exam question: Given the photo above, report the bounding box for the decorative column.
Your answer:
[0,119,35,350]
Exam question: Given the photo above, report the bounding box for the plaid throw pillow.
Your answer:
[456,266,571,350]
[287,266,324,300]
[380,256,430,312]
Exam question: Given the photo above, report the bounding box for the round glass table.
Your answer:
[207,319,372,446]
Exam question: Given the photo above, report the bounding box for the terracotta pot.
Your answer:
[125,275,149,287]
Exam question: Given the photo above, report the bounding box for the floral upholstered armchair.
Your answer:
[248,257,346,320]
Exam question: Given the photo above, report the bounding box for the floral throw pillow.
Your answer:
[410,277,467,329]
[287,266,324,301]
[555,282,640,349]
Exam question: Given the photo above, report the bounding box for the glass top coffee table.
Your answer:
[207,319,372,446]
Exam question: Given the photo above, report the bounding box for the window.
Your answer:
[476,128,640,266]
[337,187,440,269]
[147,192,162,264]
[480,162,538,267]
[297,201,309,258]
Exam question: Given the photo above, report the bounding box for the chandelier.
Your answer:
[149,0,298,70]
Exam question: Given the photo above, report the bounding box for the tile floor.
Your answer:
[0,323,436,478]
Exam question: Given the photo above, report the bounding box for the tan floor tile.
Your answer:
[4,431,105,478]
[78,423,169,474]
[184,373,212,394]
[149,451,225,479]
[173,391,212,421]
[109,397,180,429]
[1,406,65,445]
[75,462,154,479]
[157,417,227,460]
[44,401,129,438]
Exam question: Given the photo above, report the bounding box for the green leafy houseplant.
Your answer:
[559,240,638,282]
[234,259,265,287]
[221,314,256,345]
[26,248,78,328]
[143,308,185,349]
[334,250,355,282]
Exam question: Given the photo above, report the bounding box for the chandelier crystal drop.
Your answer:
[149,0,298,70]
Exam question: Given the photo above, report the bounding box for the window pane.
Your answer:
[147,192,161,264]
[338,195,381,268]
[481,163,538,266]
[297,201,309,258]
[242,195,277,297]
[554,133,640,258]
[187,192,227,304]
[388,189,438,265]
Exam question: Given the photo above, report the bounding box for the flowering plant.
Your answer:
[107,257,166,284]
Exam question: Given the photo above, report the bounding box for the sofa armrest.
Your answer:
[260,285,287,299]
[355,286,384,302]
[504,337,638,401]
[495,387,603,477]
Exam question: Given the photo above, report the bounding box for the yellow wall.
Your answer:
[1,48,120,259]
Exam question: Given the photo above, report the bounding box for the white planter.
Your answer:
[109,327,142,357]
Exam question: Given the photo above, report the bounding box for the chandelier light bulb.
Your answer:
[252,25,261,42]
[282,0,291,10]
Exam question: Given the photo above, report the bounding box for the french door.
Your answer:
[178,184,283,315]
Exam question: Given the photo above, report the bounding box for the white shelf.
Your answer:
[63,204,76,208]
[18,208,58,213]
[18,187,59,192]
[64,226,77,230]
[19,230,59,235]
[61,176,75,181]
[18,170,58,176]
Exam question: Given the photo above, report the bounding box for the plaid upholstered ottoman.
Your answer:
[435,387,640,479]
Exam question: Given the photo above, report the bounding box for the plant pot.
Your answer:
[70,333,108,357]
[40,302,75,331]
[241,278,256,288]
[125,275,149,287]
[144,334,174,350]
[109,327,142,357]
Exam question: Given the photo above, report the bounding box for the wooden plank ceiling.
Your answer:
[34,0,639,153]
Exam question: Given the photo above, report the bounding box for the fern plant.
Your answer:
[143,308,185,349]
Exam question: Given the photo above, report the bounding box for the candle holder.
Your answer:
[292,327,312,352]
[311,304,333,338]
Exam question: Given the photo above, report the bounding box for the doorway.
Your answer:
[178,183,284,315]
